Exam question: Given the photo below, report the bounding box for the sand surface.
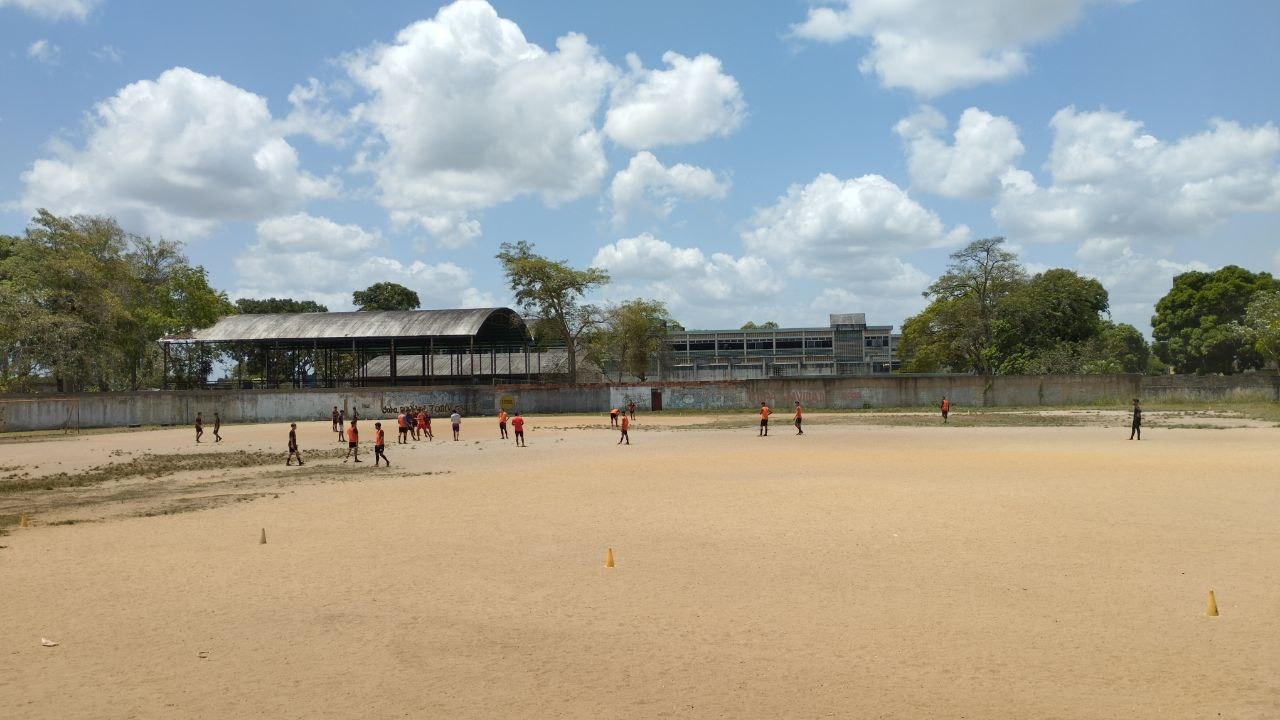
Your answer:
[2,414,1278,719]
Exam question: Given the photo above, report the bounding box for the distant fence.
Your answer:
[1,374,1275,432]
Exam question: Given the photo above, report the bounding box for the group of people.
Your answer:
[193,412,222,443]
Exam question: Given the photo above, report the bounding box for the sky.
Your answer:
[2,0,1278,334]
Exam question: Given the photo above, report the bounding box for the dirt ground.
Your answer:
[2,412,1278,719]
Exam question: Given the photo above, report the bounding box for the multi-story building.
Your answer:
[664,313,901,380]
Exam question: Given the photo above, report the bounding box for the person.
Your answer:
[498,408,509,439]
[195,412,204,443]
[1129,398,1142,440]
[420,409,433,441]
[758,402,770,437]
[450,409,462,441]
[286,423,304,466]
[609,407,619,428]
[344,420,362,462]
[408,408,420,441]
[337,409,346,442]
[213,412,222,442]
[397,410,409,444]
[793,401,803,435]
[373,422,390,466]
[627,400,636,421]
[511,411,525,447]
[351,406,359,425]
[618,413,630,445]
[331,406,340,433]
[940,396,950,424]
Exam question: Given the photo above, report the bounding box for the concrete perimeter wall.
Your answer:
[1,374,1275,432]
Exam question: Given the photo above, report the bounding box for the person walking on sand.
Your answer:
[498,408,509,439]
[331,406,340,433]
[618,413,630,445]
[511,411,525,447]
[450,409,462,441]
[609,407,619,428]
[373,422,390,466]
[195,412,204,443]
[940,396,950,424]
[793,401,803,435]
[1129,398,1142,440]
[286,423,304,466]
[337,409,346,442]
[397,410,409,444]
[758,402,771,437]
[420,409,433,440]
[344,420,362,462]
[213,412,222,442]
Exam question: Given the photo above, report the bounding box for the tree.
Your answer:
[586,299,672,382]
[741,321,779,330]
[1237,289,1280,369]
[994,269,1109,374]
[236,297,328,314]
[901,237,1026,374]
[1152,266,1280,374]
[496,241,609,382]
[352,282,420,311]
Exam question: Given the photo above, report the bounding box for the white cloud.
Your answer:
[741,172,968,279]
[791,0,1127,96]
[235,213,494,310]
[21,67,337,240]
[27,39,61,64]
[0,0,98,21]
[604,51,746,149]
[281,78,354,147]
[345,0,616,247]
[1072,238,1210,330]
[994,107,1280,243]
[92,44,123,63]
[894,106,1024,197]
[609,151,729,226]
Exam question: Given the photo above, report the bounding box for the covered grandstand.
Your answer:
[161,308,541,388]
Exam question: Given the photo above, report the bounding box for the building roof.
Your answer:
[164,307,529,345]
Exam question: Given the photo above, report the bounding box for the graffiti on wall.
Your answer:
[609,387,652,411]
[662,386,748,410]
[381,391,470,416]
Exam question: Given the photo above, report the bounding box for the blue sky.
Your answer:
[2,0,1277,333]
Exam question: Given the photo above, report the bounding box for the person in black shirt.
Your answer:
[1128,398,1142,440]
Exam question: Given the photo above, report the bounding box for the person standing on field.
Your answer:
[331,406,340,433]
[397,411,409,444]
[793,401,803,435]
[421,409,433,440]
[195,412,204,443]
[610,407,619,428]
[940,396,950,424]
[286,423,304,466]
[618,413,630,445]
[337,409,346,442]
[498,408,509,439]
[627,400,636,421]
[758,402,770,437]
[1129,398,1142,440]
[373,422,390,466]
[213,412,222,442]
[450,409,462,441]
[344,421,361,462]
[511,411,525,447]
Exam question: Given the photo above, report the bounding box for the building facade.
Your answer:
[664,313,901,381]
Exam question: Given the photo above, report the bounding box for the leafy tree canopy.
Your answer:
[236,297,328,314]
[741,321,779,330]
[1152,266,1280,374]
[353,282,420,311]
[1235,289,1280,368]
[586,298,672,383]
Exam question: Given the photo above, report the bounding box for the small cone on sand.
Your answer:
[1206,590,1219,617]
[19,513,28,528]
[605,548,614,568]
[260,528,267,545]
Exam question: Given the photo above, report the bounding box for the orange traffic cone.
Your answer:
[605,548,614,568]
[1206,590,1218,617]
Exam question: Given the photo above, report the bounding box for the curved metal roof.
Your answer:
[167,308,529,343]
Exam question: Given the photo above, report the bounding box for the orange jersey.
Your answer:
[498,410,508,424]
[397,414,407,428]
[794,405,802,419]
[512,416,524,431]
[941,400,950,412]
[760,405,770,419]
[621,416,630,430]
[347,427,358,443]
[375,429,385,446]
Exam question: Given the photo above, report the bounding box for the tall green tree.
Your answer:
[994,269,1109,374]
[1152,266,1280,374]
[586,299,672,382]
[496,240,609,382]
[236,297,328,314]
[901,237,1027,375]
[353,282,420,311]
[740,321,779,330]
[1236,289,1280,368]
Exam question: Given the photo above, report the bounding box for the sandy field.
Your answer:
[2,412,1278,719]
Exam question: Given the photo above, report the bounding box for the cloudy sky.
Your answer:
[2,0,1277,333]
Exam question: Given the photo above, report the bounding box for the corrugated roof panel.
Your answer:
[168,308,527,343]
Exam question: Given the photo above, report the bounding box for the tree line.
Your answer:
[2,212,1277,392]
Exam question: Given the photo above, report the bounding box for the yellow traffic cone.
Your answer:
[260,528,267,545]
[1206,590,1218,617]
[605,548,614,568]
[19,513,28,528]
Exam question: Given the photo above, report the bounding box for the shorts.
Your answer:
[452,423,460,431]
[348,441,358,449]
[760,419,768,427]
[399,426,408,433]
